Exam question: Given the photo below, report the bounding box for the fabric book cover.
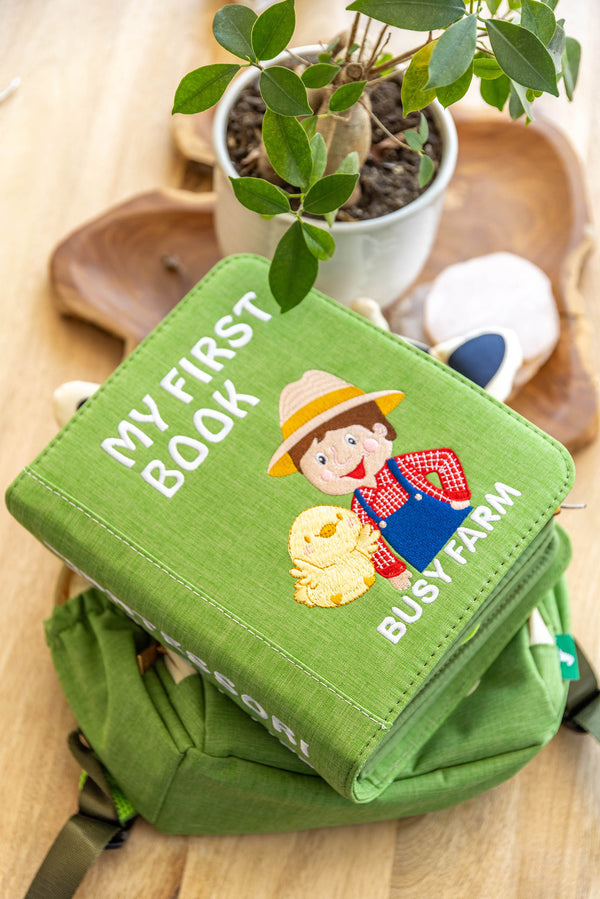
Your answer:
[6,254,574,802]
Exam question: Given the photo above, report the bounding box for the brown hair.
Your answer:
[288,401,397,469]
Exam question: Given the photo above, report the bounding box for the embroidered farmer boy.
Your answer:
[268,370,472,589]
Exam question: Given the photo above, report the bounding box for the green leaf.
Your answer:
[251,0,295,61]
[329,80,367,112]
[318,52,333,64]
[300,115,318,138]
[404,129,424,151]
[418,113,428,142]
[309,133,327,187]
[562,37,581,101]
[436,63,473,107]
[260,66,312,116]
[418,154,435,187]
[426,14,476,88]
[303,173,359,214]
[374,52,395,75]
[541,0,558,9]
[509,80,534,120]
[479,72,510,111]
[301,222,336,260]
[212,5,257,61]
[486,20,558,96]
[473,54,503,79]
[172,64,241,114]
[336,151,360,175]
[324,210,337,227]
[229,177,291,216]
[346,0,466,31]
[547,20,566,73]
[301,63,340,89]
[269,221,318,311]
[262,109,313,188]
[521,0,556,46]
[401,41,437,115]
[508,84,525,120]
[485,0,501,12]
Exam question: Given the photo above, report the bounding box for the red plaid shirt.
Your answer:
[351,449,471,577]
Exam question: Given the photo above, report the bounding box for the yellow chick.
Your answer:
[288,506,379,608]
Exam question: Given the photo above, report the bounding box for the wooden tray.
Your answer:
[50,113,597,451]
[389,111,597,452]
[50,189,220,354]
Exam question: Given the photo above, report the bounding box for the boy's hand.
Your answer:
[451,499,470,510]
[388,570,412,592]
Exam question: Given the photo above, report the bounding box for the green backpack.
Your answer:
[7,256,599,898]
[24,573,600,899]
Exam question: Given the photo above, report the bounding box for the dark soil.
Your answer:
[226,74,443,222]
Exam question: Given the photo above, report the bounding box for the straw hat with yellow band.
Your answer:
[268,370,404,477]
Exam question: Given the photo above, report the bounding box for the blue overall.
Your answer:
[354,458,472,572]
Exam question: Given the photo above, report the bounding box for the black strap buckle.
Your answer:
[106,815,136,850]
[562,640,600,732]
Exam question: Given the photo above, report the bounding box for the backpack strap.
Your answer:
[25,732,136,899]
[563,640,600,740]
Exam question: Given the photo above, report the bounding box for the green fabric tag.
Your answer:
[6,254,575,803]
[556,634,580,680]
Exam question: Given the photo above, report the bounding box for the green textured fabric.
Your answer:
[6,254,574,802]
[45,577,570,835]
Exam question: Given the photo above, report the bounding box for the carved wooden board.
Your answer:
[50,113,597,451]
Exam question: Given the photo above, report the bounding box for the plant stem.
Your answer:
[358,17,372,63]
[345,12,361,60]
[365,103,412,152]
[286,49,313,67]
[364,22,390,71]
[369,32,433,76]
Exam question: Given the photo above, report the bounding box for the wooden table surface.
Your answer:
[1,2,599,897]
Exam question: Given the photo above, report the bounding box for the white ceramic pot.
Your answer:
[212,49,458,308]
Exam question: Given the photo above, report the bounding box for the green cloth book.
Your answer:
[6,254,574,803]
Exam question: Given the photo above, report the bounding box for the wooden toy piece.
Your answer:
[53,380,100,429]
[50,189,220,354]
[423,253,558,390]
[351,297,391,331]
[430,328,523,403]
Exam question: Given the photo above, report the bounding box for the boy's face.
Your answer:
[298,421,393,496]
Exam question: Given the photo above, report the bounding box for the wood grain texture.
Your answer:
[1,2,599,898]
[50,189,219,353]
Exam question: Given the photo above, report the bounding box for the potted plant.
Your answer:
[173,0,580,312]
